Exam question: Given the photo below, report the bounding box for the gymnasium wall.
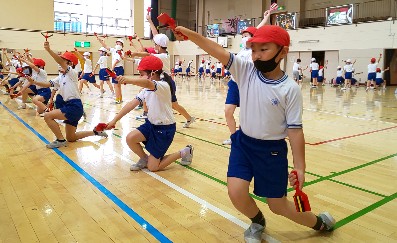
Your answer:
[0,0,53,30]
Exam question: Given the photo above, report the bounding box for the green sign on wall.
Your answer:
[74,41,91,48]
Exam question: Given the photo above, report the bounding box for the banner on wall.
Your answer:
[237,19,254,34]
[206,24,219,37]
[274,13,296,30]
[326,4,354,25]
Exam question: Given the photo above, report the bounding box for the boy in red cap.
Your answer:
[105,55,193,171]
[27,41,108,148]
[366,54,382,91]
[174,25,335,242]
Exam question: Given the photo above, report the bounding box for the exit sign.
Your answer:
[74,41,91,48]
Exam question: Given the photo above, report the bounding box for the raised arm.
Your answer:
[377,54,382,63]
[97,37,110,50]
[19,56,40,73]
[147,14,159,36]
[136,37,145,52]
[106,98,140,129]
[72,48,84,62]
[257,10,271,28]
[174,26,230,66]
[44,41,68,71]
[25,75,51,88]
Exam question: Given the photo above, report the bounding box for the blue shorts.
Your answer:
[55,95,84,127]
[171,79,177,102]
[82,73,96,83]
[225,80,239,106]
[199,67,204,74]
[186,68,191,74]
[112,66,124,84]
[376,78,384,85]
[216,68,222,74]
[336,77,344,85]
[351,78,357,85]
[368,72,376,81]
[311,70,319,78]
[99,68,109,81]
[0,74,3,79]
[317,76,324,82]
[174,69,178,74]
[9,78,19,86]
[178,68,182,72]
[211,72,216,78]
[205,69,210,74]
[345,72,352,79]
[29,86,51,104]
[137,120,176,159]
[227,130,288,198]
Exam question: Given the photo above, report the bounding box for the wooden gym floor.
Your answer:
[0,76,396,242]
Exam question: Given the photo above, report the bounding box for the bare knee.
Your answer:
[267,198,287,216]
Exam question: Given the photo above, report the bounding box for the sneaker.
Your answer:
[318,212,336,231]
[96,131,108,138]
[244,223,265,243]
[222,139,232,145]
[136,113,148,120]
[134,105,143,110]
[180,145,194,166]
[183,117,196,128]
[130,157,148,171]
[17,104,27,110]
[46,140,67,149]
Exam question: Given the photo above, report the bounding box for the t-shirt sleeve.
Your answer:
[135,89,146,105]
[285,84,303,129]
[224,52,255,85]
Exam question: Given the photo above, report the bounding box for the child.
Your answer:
[28,41,108,148]
[105,55,193,172]
[78,52,100,93]
[367,54,382,91]
[309,58,319,88]
[16,56,51,115]
[186,60,193,78]
[292,58,302,84]
[198,59,205,80]
[318,61,327,86]
[93,47,115,97]
[216,61,223,80]
[342,59,356,90]
[174,24,335,242]
[375,67,389,90]
[97,37,125,104]
[223,26,257,146]
[335,66,344,87]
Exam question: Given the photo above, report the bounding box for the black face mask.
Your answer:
[254,47,284,73]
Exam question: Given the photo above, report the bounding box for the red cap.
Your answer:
[370,58,376,63]
[33,58,46,67]
[320,66,324,69]
[137,55,163,71]
[242,26,257,36]
[145,47,157,54]
[376,68,381,72]
[247,25,290,48]
[201,60,205,63]
[60,51,78,65]
[16,67,23,73]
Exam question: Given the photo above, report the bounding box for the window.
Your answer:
[143,0,151,38]
[54,0,131,36]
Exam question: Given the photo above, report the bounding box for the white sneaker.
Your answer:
[130,157,148,171]
[183,117,196,128]
[46,140,67,149]
[222,139,232,145]
[180,145,194,166]
[244,223,265,243]
[136,113,148,120]
[17,104,27,110]
[318,212,336,231]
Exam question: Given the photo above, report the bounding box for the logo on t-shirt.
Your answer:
[271,98,279,106]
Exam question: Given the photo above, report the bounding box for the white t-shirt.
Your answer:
[337,70,343,77]
[31,69,48,89]
[225,53,303,140]
[344,64,354,72]
[368,63,378,73]
[199,63,204,68]
[216,62,223,69]
[97,56,108,69]
[205,62,211,70]
[310,62,319,71]
[319,68,324,76]
[376,72,383,79]
[135,81,174,125]
[83,58,93,73]
[237,48,253,61]
[152,53,170,74]
[49,66,81,102]
[293,62,301,72]
[110,47,123,68]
